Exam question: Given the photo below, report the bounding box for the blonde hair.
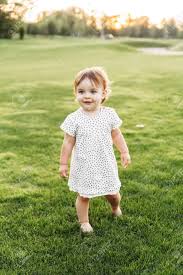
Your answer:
[73,66,111,104]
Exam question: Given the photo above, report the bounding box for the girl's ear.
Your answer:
[102,89,107,98]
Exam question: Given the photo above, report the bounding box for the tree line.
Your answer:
[1,2,183,39]
[26,10,183,39]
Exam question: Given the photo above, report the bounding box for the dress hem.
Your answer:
[68,186,121,198]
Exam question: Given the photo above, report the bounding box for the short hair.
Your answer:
[73,66,111,103]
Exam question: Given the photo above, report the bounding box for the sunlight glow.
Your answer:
[23,0,183,23]
[114,22,122,30]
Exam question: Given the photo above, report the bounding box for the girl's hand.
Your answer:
[59,164,69,178]
[121,152,131,168]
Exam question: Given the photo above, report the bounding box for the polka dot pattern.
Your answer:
[60,106,123,198]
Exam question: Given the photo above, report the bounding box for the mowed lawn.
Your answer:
[0,36,182,274]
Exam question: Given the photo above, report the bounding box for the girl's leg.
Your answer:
[105,192,121,213]
[75,194,90,224]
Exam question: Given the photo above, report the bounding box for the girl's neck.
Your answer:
[80,106,102,117]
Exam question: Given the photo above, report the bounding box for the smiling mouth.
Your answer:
[84,102,92,104]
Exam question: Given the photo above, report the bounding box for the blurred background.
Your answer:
[1,0,183,39]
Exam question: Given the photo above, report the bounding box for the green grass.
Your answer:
[121,38,173,48]
[0,36,183,274]
[171,41,183,51]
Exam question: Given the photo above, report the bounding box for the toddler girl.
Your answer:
[59,67,131,234]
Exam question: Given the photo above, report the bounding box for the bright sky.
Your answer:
[24,0,183,24]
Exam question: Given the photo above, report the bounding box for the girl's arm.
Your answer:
[111,128,129,153]
[59,133,76,177]
[111,128,131,168]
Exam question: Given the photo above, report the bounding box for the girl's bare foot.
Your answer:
[112,206,122,217]
[80,222,94,233]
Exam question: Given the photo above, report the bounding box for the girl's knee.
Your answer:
[105,193,121,201]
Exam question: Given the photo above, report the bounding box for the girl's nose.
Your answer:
[84,93,91,98]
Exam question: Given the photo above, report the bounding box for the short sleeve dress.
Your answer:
[60,106,123,198]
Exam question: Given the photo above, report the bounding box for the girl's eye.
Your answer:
[91,90,97,94]
[78,90,84,94]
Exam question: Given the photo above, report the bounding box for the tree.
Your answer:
[149,25,164,38]
[47,21,58,35]
[120,15,150,37]
[161,18,178,38]
[0,0,35,38]
[100,15,121,37]
[177,23,183,38]
[0,0,16,38]
[19,25,24,39]
[26,7,99,37]
[86,15,99,36]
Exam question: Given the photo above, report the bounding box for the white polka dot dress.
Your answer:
[60,106,123,198]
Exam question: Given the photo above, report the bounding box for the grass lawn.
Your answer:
[0,36,182,274]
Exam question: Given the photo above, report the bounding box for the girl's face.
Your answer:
[75,78,106,112]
